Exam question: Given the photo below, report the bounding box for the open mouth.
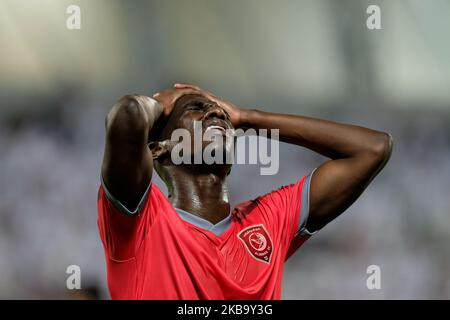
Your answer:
[204,124,236,139]
[203,118,231,134]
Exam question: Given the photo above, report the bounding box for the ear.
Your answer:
[148,141,170,160]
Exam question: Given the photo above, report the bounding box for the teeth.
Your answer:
[205,126,236,138]
[206,125,225,130]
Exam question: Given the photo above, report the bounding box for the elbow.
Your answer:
[106,95,149,131]
[369,132,393,167]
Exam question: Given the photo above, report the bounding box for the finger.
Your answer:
[175,88,200,96]
[174,83,195,89]
[166,89,201,104]
[153,87,197,100]
[174,83,202,91]
[173,84,219,102]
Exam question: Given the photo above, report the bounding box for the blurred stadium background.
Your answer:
[1,0,449,299]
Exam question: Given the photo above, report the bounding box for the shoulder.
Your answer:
[98,181,170,218]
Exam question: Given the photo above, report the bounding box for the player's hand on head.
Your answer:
[174,83,244,128]
[152,87,198,119]
[149,87,197,140]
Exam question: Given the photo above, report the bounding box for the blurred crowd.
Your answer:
[1,96,449,299]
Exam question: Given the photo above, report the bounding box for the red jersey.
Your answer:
[97,173,315,300]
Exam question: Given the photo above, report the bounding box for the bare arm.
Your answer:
[240,109,393,232]
[173,83,393,232]
[101,95,162,211]
[102,88,197,211]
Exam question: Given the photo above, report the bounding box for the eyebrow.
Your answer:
[179,96,232,121]
[181,97,215,111]
[184,96,209,105]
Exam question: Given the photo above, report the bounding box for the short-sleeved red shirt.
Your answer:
[97,174,313,299]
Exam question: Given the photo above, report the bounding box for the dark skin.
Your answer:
[102,83,393,231]
[151,93,234,223]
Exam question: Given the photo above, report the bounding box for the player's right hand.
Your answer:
[152,87,198,119]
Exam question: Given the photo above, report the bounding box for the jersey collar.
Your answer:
[174,207,232,236]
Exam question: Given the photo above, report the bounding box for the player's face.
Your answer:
[172,94,233,130]
[163,94,235,163]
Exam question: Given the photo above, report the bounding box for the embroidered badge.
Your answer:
[238,224,273,264]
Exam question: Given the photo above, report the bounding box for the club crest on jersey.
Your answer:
[238,224,273,264]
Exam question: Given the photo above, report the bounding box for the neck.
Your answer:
[165,166,231,224]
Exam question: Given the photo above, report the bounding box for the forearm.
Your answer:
[240,108,393,231]
[241,109,392,161]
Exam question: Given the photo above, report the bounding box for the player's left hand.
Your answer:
[173,83,245,128]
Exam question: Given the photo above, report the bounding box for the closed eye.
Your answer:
[186,101,205,110]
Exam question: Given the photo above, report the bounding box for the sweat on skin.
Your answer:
[99,83,393,299]
[168,120,280,175]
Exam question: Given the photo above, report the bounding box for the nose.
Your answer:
[203,103,227,121]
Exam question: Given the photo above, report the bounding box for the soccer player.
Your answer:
[98,83,392,299]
